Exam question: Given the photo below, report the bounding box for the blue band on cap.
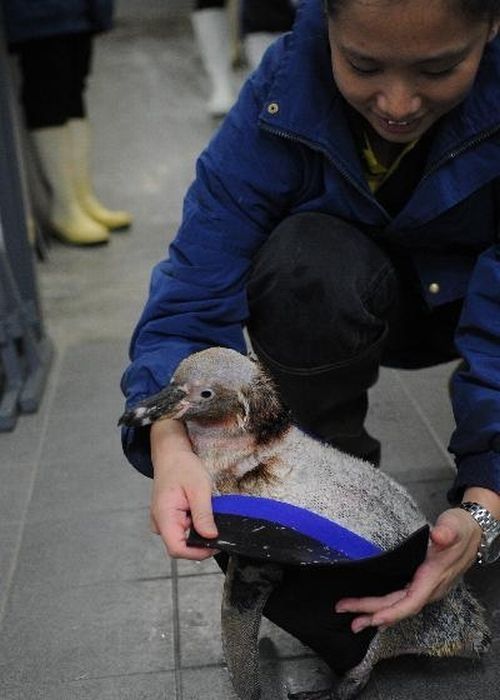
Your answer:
[212,495,382,560]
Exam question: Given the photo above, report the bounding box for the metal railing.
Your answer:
[0,14,53,431]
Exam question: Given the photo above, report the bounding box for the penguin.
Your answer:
[119,347,490,700]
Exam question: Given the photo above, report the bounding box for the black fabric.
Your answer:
[246,213,461,459]
[374,127,436,218]
[383,279,463,368]
[16,33,93,129]
[189,514,352,565]
[214,525,429,674]
[193,0,296,32]
[242,0,296,34]
[346,103,438,218]
[194,0,225,9]
[492,176,500,242]
[188,512,428,568]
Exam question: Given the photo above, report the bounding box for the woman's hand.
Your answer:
[335,507,481,632]
[150,419,218,560]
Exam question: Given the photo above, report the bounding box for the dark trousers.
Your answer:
[14,33,93,129]
[194,0,226,9]
[241,0,296,33]
[194,0,296,33]
[247,213,462,462]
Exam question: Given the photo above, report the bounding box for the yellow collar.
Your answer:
[362,132,419,193]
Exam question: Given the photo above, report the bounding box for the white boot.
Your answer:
[244,32,281,71]
[192,8,236,117]
[68,118,133,231]
[31,126,109,246]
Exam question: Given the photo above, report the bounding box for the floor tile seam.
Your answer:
[5,573,174,595]
[0,667,177,691]
[49,333,133,348]
[393,370,455,471]
[0,345,66,628]
[0,459,42,471]
[179,652,317,672]
[176,570,223,580]
[171,558,184,700]
[0,518,26,528]
[21,503,153,525]
[392,471,456,485]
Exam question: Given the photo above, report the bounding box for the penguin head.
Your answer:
[119,348,263,429]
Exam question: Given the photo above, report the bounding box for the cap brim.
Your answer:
[187,494,429,568]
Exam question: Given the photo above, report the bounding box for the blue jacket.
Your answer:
[121,0,500,502]
[1,0,113,44]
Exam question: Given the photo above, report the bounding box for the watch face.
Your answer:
[485,533,500,564]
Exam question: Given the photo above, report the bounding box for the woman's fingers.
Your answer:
[150,511,161,534]
[336,589,407,615]
[152,472,218,559]
[159,504,214,559]
[186,481,218,539]
[336,510,482,632]
[369,580,433,627]
[341,580,433,633]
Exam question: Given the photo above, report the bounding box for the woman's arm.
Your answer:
[121,49,305,478]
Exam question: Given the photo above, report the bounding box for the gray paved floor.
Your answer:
[0,2,499,699]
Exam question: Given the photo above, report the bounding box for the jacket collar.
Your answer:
[258,0,500,184]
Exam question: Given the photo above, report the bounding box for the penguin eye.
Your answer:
[200,389,214,399]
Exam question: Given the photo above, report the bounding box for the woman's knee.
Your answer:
[247,213,398,367]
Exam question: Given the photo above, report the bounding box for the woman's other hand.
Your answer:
[335,506,481,632]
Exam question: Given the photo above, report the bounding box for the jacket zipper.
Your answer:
[261,120,500,221]
[260,121,390,221]
[421,123,500,181]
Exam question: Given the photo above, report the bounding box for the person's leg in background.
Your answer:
[192,0,236,117]
[67,32,132,232]
[19,34,108,245]
[247,212,399,466]
[242,0,296,70]
[18,32,132,246]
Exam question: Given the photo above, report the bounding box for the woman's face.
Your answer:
[328,0,498,143]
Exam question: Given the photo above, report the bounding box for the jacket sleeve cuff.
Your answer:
[447,450,500,504]
[121,425,154,479]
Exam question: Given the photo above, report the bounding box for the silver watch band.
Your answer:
[458,501,498,566]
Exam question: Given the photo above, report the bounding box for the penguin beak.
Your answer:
[118,384,189,427]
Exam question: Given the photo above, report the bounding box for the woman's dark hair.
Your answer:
[325,0,500,22]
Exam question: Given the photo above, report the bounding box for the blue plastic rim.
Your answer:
[211,494,383,560]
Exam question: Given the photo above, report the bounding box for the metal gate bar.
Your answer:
[0,12,53,431]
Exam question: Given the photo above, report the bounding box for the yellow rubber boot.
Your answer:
[68,118,133,231]
[31,126,109,245]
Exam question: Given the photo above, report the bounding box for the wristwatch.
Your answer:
[459,501,500,566]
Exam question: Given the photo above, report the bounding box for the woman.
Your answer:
[121,0,500,640]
